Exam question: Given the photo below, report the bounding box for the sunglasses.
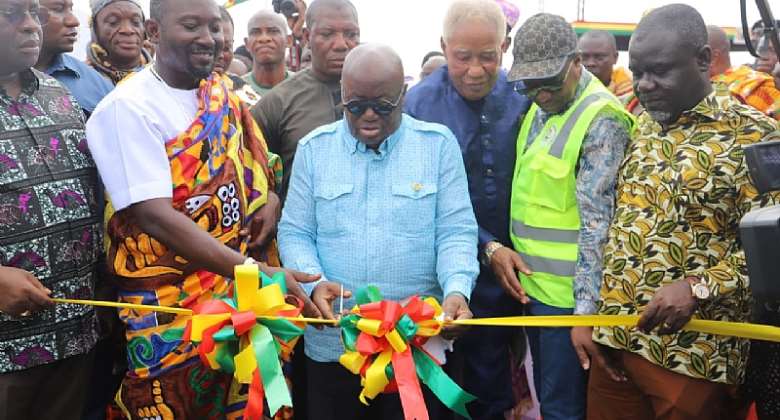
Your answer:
[515,58,574,98]
[343,86,406,117]
[0,4,48,26]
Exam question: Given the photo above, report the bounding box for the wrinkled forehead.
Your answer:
[629,30,692,68]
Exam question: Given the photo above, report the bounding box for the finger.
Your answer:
[511,253,533,276]
[293,271,322,284]
[25,274,51,295]
[574,343,591,370]
[249,224,272,250]
[589,344,626,382]
[637,303,660,332]
[501,264,528,303]
[497,271,524,303]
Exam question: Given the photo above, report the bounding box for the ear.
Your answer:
[696,45,712,73]
[501,36,510,53]
[303,27,310,45]
[440,37,447,55]
[287,34,294,46]
[145,19,161,45]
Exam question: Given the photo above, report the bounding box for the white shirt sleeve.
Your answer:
[86,96,173,211]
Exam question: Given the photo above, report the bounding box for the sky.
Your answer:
[72,0,780,79]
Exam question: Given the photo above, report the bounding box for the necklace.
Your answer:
[149,62,194,122]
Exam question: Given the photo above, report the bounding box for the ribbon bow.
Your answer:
[184,264,303,419]
[339,286,476,420]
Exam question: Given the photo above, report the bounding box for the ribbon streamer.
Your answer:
[338,286,476,420]
[182,264,304,419]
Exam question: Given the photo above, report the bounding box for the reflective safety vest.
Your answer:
[509,76,634,309]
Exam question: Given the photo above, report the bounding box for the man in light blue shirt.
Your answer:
[278,44,479,418]
[33,0,113,117]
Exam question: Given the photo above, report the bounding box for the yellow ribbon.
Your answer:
[52,299,780,342]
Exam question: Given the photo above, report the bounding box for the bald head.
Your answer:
[578,30,618,85]
[707,25,731,76]
[633,4,708,54]
[630,3,712,125]
[248,10,288,34]
[305,0,358,29]
[579,30,617,52]
[342,43,404,90]
[341,44,405,147]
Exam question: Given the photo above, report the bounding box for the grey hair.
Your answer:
[442,0,506,46]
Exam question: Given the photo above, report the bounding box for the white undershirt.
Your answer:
[86,67,199,211]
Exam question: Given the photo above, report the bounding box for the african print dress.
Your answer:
[107,74,284,419]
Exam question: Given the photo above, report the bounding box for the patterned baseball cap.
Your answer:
[507,13,577,82]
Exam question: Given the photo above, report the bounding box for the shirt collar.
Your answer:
[343,114,406,157]
[46,54,80,78]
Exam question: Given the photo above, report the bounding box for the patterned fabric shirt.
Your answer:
[608,67,633,98]
[0,69,100,373]
[714,65,780,120]
[593,85,779,384]
[278,115,479,362]
[525,70,633,314]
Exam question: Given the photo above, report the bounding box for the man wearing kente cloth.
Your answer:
[86,0,320,418]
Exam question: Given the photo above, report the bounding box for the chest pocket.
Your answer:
[523,153,576,212]
[314,183,353,235]
[391,182,438,237]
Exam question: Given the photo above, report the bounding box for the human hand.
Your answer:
[286,0,307,40]
[0,266,53,316]
[311,281,352,327]
[261,265,322,319]
[490,246,531,304]
[440,293,472,340]
[240,192,281,253]
[637,279,697,335]
[571,326,626,381]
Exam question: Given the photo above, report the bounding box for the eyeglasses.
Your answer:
[0,5,48,26]
[342,86,406,117]
[515,58,574,98]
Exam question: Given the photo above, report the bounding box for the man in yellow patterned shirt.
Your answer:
[570,5,778,419]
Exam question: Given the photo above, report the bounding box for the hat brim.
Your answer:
[507,55,569,82]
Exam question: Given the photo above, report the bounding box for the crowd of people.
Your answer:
[1,0,780,419]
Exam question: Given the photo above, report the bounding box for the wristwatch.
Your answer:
[481,241,504,266]
[688,277,710,300]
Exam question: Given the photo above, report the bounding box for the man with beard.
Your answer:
[251,0,360,201]
[33,0,112,117]
[403,1,531,417]
[579,5,778,419]
[0,0,101,417]
[279,43,478,418]
[87,0,151,85]
[86,0,319,417]
[505,13,634,420]
[242,10,293,102]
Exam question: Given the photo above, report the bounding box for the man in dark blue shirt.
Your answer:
[34,0,113,117]
[404,1,530,418]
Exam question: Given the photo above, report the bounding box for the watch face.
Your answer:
[693,284,710,299]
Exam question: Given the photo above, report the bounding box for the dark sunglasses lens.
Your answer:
[372,103,394,116]
[346,102,369,116]
[346,101,395,116]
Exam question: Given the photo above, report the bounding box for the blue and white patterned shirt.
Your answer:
[278,114,479,362]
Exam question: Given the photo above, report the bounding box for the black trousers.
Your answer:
[306,356,447,420]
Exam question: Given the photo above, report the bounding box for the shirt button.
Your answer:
[485,168,494,176]
[482,139,490,147]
